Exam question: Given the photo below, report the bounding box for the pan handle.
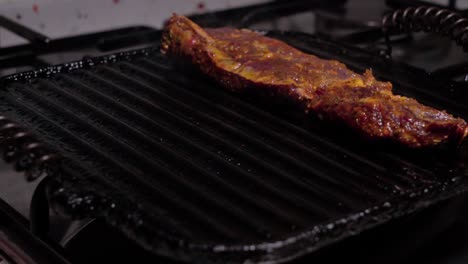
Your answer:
[0,15,50,45]
[382,6,468,57]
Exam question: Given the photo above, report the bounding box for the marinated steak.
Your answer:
[162,15,468,147]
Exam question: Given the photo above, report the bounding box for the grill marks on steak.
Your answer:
[161,15,468,147]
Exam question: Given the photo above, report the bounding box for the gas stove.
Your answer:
[0,0,467,263]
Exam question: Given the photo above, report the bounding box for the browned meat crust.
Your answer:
[161,14,468,148]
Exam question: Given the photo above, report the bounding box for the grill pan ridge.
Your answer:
[0,31,467,263]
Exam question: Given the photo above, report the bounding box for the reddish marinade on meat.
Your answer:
[161,14,468,148]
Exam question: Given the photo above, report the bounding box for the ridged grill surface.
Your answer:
[1,32,467,263]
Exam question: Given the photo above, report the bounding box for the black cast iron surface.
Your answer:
[0,31,467,263]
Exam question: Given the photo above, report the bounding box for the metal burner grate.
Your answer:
[0,31,467,263]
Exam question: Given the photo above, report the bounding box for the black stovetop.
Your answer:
[0,0,467,263]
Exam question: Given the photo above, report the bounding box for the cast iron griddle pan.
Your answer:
[0,31,467,263]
